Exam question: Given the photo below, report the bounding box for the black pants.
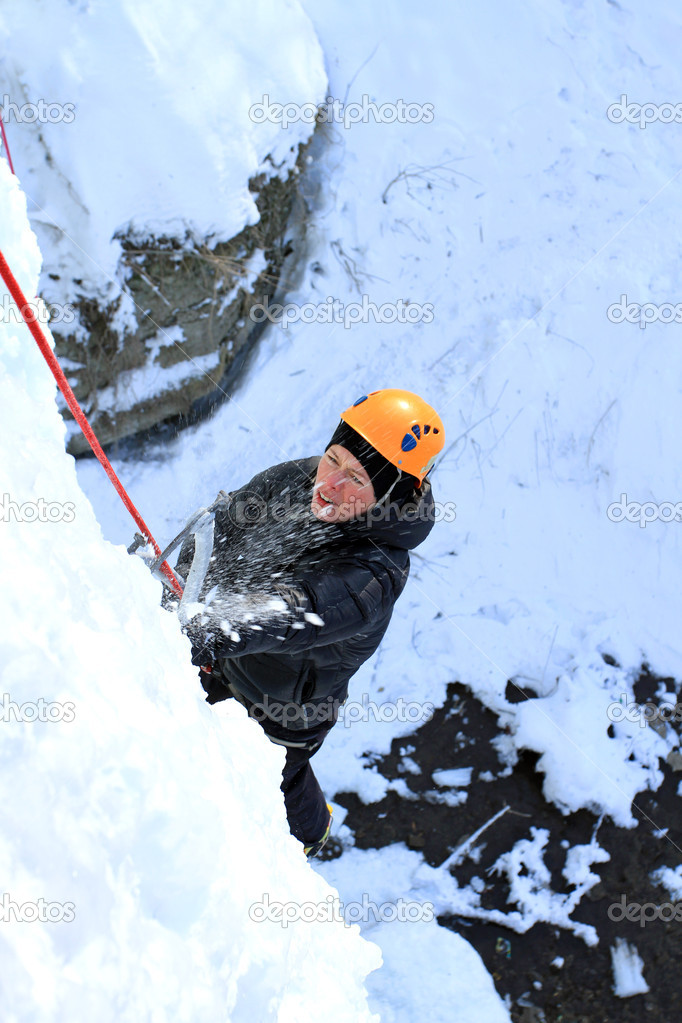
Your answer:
[202,672,333,845]
[277,734,332,844]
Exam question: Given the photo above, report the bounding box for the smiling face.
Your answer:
[311,444,377,523]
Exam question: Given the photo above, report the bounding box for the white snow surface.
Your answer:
[4,0,682,1018]
[432,768,473,788]
[650,864,682,902]
[318,843,510,1023]
[610,938,650,998]
[0,160,381,1020]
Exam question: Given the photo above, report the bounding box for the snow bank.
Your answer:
[0,159,380,1020]
[318,844,511,1023]
[509,664,673,827]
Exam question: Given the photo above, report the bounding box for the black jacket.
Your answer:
[176,456,436,731]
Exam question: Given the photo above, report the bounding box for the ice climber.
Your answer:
[172,389,445,858]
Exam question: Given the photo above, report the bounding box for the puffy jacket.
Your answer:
[176,456,436,732]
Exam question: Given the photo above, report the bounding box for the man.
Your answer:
[174,389,444,857]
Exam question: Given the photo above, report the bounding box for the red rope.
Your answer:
[0,114,15,176]
[0,249,183,595]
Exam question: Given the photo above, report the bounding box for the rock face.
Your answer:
[56,151,308,456]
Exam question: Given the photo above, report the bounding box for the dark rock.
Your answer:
[55,139,315,455]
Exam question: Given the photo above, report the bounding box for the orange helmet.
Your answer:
[340,389,444,483]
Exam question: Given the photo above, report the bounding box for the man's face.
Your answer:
[311,444,377,523]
